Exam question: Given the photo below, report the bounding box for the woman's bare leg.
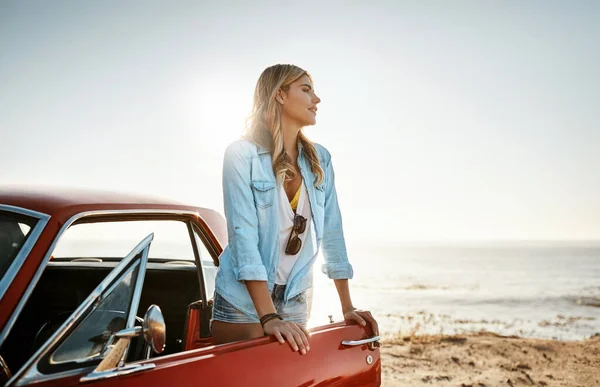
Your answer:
[211,320,264,345]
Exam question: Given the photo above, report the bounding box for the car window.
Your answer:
[0,211,38,282]
[51,261,140,364]
[52,220,195,261]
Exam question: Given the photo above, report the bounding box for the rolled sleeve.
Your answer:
[222,142,267,283]
[321,261,354,280]
[236,263,268,282]
[319,146,354,280]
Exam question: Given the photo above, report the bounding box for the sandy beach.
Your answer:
[381,332,600,386]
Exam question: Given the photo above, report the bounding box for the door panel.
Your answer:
[25,322,380,387]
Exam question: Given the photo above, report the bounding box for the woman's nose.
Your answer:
[313,94,321,104]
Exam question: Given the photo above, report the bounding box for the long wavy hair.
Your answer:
[244,64,324,186]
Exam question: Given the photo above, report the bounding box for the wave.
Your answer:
[351,282,480,291]
[574,296,600,307]
[375,311,596,329]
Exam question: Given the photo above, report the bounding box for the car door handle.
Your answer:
[341,336,381,349]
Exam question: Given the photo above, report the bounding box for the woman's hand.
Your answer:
[343,308,379,336]
[263,319,311,355]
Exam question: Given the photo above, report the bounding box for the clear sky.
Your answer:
[1,1,599,245]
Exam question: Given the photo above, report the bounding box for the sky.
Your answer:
[1,1,599,246]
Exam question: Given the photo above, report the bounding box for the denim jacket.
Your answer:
[214,139,354,318]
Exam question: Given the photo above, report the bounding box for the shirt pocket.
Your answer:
[251,180,276,209]
[315,183,326,207]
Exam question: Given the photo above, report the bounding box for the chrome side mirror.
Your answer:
[141,304,166,354]
[81,305,165,382]
[115,304,166,354]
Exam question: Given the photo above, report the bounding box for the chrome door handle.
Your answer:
[341,336,381,349]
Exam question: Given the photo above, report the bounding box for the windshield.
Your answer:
[0,211,38,282]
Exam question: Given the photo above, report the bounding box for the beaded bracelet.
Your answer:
[260,313,283,327]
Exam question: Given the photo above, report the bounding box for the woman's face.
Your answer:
[279,75,321,127]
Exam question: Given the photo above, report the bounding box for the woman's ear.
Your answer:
[276,88,286,105]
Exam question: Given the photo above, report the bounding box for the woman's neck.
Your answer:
[280,116,301,162]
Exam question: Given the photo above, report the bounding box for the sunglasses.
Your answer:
[285,214,307,255]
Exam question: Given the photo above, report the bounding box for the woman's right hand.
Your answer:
[263,319,311,355]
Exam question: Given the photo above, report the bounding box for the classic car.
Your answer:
[0,187,381,386]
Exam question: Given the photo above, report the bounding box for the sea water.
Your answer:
[308,243,600,341]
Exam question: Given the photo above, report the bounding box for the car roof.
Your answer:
[0,186,227,246]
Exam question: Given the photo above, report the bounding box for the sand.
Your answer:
[380,332,600,386]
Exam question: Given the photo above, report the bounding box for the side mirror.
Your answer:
[139,304,166,354]
[112,304,166,356]
[82,305,166,381]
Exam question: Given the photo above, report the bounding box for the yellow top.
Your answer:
[289,185,302,211]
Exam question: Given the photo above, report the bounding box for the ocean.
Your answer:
[308,243,600,341]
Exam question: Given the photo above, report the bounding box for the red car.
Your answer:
[0,187,381,386]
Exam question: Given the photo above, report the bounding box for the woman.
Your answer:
[211,64,378,355]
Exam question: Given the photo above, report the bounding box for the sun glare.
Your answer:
[179,75,252,155]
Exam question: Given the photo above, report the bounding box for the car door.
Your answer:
[128,321,381,387]
[4,234,154,387]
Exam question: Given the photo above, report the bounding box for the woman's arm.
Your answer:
[246,280,311,354]
[334,279,379,336]
[245,280,277,317]
[333,278,354,313]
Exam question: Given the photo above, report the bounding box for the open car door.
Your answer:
[6,234,155,386]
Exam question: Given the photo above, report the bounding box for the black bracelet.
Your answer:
[260,313,282,327]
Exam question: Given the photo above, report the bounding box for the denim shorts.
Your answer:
[211,284,308,329]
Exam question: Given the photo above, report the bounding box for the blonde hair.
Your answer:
[245,64,324,186]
